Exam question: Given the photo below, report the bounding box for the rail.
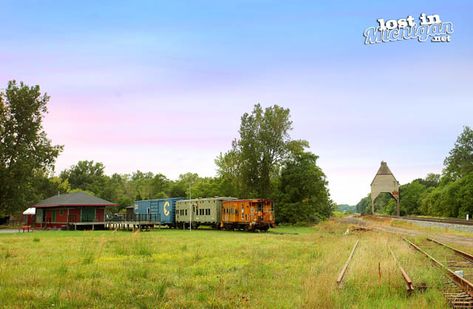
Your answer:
[427,238,473,263]
[375,214,473,226]
[337,240,359,286]
[403,238,473,298]
[388,246,414,293]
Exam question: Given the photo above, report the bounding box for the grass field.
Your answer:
[0,221,452,308]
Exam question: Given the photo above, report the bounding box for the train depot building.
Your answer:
[33,192,118,230]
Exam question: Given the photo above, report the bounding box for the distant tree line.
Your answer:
[0,82,334,224]
[356,126,473,218]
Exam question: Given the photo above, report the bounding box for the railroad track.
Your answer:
[404,238,473,308]
[376,215,473,226]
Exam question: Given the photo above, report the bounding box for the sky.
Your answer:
[0,1,472,205]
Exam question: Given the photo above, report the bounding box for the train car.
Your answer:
[221,199,275,231]
[175,197,236,229]
[134,198,184,227]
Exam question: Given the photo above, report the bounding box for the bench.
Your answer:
[19,225,32,232]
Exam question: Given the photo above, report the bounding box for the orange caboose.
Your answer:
[221,199,275,231]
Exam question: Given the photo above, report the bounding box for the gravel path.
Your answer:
[338,216,473,249]
[0,229,20,234]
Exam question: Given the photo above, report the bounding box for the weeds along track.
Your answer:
[404,238,473,308]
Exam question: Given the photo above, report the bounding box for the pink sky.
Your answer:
[1,1,472,204]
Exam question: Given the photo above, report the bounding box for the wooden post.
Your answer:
[378,262,381,284]
[396,198,400,217]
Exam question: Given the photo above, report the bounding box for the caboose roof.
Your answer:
[33,192,118,208]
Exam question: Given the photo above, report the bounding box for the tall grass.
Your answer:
[0,222,452,308]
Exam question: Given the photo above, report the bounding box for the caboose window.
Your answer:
[258,203,263,211]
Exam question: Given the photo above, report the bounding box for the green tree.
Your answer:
[420,175,473,218]
[0,81,63,214]
[399,180,427,215]
[100,173,133,208]
[276,150,333,223]
[356,195,370,214]
[215,149,242,197]
[419,126,473,218]
[217,104,303,198]
[150,173,170,198]
[130,171,155,200]
[374,193,396,215]
[443,126,473,181]
[60,160,108,197]
[419,173,441,187]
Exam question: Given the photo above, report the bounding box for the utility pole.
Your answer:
[189,182,192,231]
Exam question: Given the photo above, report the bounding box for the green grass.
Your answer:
[0,222,448,308]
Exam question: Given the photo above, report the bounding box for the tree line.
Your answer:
[356,126,473,218]
[0,81,334,224]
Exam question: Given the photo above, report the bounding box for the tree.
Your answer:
[373,193,396,214]
[150,173,170,198]
[217,104,301,198]
[215,149,242,197]
[356,195,370,214]
[276,149,333,223]
[130,171,155,200]
[443,126,473,181]
[420,173,441,187]
[420,174,473,218]
[60,160,108,197]
[0,81,63,214]
[100,173,134,208]
[399,180,427,215]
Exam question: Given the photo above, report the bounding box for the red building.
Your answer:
[33,192,118,229]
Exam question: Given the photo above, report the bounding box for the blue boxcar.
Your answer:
[134,198,184,226]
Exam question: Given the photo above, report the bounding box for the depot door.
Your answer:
[81,208,96,222]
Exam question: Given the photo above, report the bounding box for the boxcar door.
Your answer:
[150,200,159,222]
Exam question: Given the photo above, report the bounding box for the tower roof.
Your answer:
[376,161,394,175]
[371,161,399,185]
